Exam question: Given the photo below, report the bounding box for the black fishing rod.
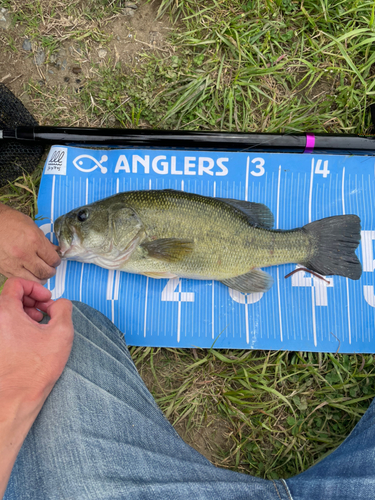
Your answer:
[2,126,375,153]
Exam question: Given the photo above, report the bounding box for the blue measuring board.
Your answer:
[36,145,375,353]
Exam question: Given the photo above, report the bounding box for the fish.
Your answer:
[53,189,362,294]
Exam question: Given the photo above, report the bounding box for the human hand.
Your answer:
[0,203,61,283]
[0,277,74,403]
[0,278,74,496]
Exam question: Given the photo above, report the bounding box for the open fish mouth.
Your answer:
[55,223,82,258]
[58,240,73,257]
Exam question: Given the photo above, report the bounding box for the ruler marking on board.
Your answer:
[276,165,283,342]
[311,287,317,346]
[114,268,121,301]
[342,167,346,214]
[309,157,314,223]
[346,280,351,345]
[328,172,332,217]
[79,265,85,303]
[109,178,121,322]
[212,181,216,339]
[79,178,90,303]
[47,175,57,292]
[245,156,250,201]
[212,283,215,340]
[143,277,149,337]
[177,279,182,342]
[290,172,296,340]
[354,173,359,342]
[370,172,374,344]
[143,179,153,338]
[309,158,317,346]
[71,177,74,214]
[106,271,114,300]
[342,167,352,344]
[50,175,56,243]
[361,175,367,343]
[173,179,184,342]
[245,304,249,344]
[245,157,250,342]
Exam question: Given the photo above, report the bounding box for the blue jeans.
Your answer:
[5,302,375,499]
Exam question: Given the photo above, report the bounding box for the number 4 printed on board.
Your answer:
[291,265,333,306]
[314,159,330,178]
[161,278,194,302]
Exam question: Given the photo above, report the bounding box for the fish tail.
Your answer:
[301,215,362,280]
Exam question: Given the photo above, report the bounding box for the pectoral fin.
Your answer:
[141,238,194,263]
[221,269,273,293]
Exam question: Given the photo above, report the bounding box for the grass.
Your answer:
[133,346,375,478]
[132,345,375,477]
[79,0,375,133]
[0,171,42,218]
[1,0,375,481]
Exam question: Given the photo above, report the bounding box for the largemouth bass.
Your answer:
[54,189,362,293]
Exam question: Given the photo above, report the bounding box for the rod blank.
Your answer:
[2,126,375,154]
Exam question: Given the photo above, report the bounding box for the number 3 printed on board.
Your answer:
[250,157,265,177]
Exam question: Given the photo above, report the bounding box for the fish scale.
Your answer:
[122,193,308,278]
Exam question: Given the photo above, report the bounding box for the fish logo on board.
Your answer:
[73,154,108,174]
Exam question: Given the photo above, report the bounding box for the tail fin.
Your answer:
[302,215,362,280]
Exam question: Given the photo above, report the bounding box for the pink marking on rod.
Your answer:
[304,133,315,153]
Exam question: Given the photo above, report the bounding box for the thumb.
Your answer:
[46,299,74,337]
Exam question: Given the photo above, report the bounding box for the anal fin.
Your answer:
[221,269,273,293]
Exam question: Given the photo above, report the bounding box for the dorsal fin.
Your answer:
[217,198,274,229]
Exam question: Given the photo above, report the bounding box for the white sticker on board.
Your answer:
[44,147,68,175]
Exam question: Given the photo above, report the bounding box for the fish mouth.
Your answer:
[54,218,80,258]
[53,220,66,256]
[58,239,73,257]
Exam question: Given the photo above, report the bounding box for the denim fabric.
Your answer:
[4,302,375,499]
[285,395,375,499]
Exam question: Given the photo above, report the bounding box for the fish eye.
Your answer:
[77,209,89,222]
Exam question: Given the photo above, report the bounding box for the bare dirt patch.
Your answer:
[0,0,172,117]
[137,350,234,465]
[174,416,231,466]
